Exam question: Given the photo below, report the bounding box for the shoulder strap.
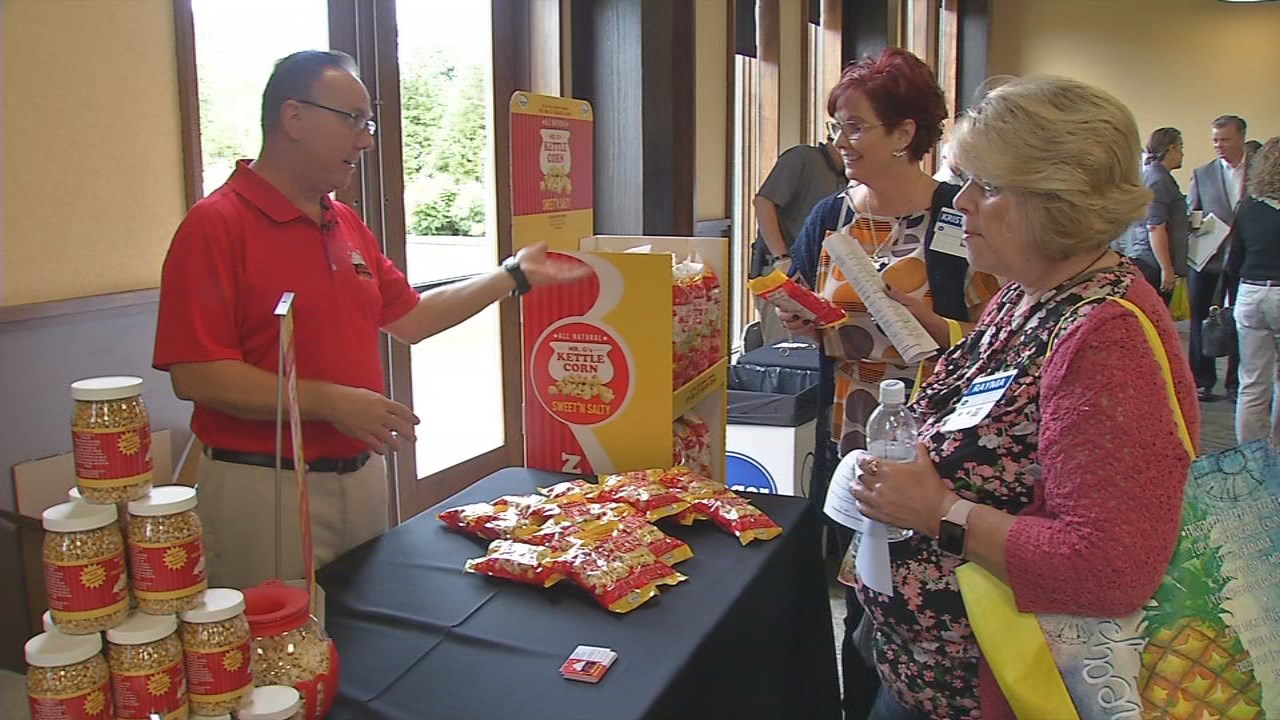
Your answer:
[838,188,856,228]
[1046,296,1193,459]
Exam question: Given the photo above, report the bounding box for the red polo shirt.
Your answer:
[153,161,419,459]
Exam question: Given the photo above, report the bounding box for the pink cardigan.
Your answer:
[979,280,1200,718]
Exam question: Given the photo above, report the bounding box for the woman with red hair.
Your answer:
[781,47,999,718]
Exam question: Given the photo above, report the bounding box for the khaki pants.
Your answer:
[196,454,389,590]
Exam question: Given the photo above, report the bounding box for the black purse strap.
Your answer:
[1211,272,1229,309]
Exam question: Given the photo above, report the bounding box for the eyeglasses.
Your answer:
[957,172,1003,198]
[826,119,884,141]
[295,98,377,136]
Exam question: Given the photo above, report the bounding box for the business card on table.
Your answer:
[560,645,617,683]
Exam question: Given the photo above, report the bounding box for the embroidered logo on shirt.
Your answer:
[350,249,374,279]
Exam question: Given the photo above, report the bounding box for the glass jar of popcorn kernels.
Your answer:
[181,589,254,716]
[26,631,114,720]
[71,376,153,504]
[106,612,189,720]
[42,500,129,634]
[243,581,338,720]
[128,485,207,614]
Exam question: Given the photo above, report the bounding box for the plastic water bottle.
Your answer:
[867,379,917,542]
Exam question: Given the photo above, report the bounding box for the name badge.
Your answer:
[941,369,1017,432]
[931,208,968,258]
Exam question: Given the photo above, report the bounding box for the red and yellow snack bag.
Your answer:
[656,466,726,525]
[614,514,693,566]
[438,501,506,536]
[749,269,848,328]
[465,541,563,587]
[659,467,782,543]
[438,494,555,540]
[522,503,629,550]
[597,471,691,522]
[672,255,724,388]
[537,479,602,504]
[552,533,686,613]
[691,495,783,545]
[673,413,714,478]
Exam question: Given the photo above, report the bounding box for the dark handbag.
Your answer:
[1200,271,1236,358]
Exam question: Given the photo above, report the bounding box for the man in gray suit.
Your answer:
[1187,114,1249,402]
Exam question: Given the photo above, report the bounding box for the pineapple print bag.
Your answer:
[957,296,1274,720]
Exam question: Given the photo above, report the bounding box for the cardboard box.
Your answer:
[522,237,728,479]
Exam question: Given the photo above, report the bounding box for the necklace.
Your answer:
[850,174,933,265]
[851,192,904,265]
[1016,247,1116,317]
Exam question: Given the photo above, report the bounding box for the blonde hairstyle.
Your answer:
[950,76,1151,260]
[1247,137,1280,202]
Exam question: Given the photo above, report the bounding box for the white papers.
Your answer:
[855,519,894,597]
[822,232,941,363]
[824,451,867,530]
[823,452,895,596]
[1187,213,1231,272]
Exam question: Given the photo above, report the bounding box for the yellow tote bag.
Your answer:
[1169,278,1190,321]
[956,297,1195,720]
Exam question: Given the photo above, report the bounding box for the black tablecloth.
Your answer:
[317,467,840,720]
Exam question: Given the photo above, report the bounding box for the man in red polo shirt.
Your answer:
[154,50,584,589]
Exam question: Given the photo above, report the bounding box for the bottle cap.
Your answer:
[879,379,906,405]
[106,611,178,646]
[127,485,197,516]
[42,500,117,533]
[181,588,245,625]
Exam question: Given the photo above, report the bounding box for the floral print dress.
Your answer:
[850,263,1138,719]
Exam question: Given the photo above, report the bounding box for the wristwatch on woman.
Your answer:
[938,498,976,557]
[501,255,532,297]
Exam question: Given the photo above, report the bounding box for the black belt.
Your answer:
[205,447,372,474]
[1241,278,1280,287]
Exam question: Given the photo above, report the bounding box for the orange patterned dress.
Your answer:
[817,194,1001,456]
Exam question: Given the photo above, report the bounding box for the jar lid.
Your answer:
[181,588,245,624]
[238,685,302,720]
[67,487,83,502]
[71,375,145,402]
[243,580,310,636]
[25,631,102,667]
[128,485,197,516]
[42,611,58,633]
[106,611,177,645]
[42,500,117,532]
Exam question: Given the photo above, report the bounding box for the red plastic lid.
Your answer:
[242,580,310,636]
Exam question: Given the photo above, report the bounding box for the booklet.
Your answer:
[821,232,940,364]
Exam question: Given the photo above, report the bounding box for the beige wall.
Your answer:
[694,0,730,221]
[989,0,1280,188]
[2,0,186,306]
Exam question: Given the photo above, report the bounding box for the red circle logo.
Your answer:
[532,321,631,426]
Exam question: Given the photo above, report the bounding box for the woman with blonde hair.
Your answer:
[1227,137,1280,443]
[836,76,1199,719]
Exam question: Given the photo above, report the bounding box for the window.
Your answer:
[189,0,329,196]
[394,3,505,479]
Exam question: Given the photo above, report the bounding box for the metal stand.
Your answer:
[273,292,296,581]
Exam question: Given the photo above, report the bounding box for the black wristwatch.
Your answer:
[938,498,976,557]
[501,255,532,297]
